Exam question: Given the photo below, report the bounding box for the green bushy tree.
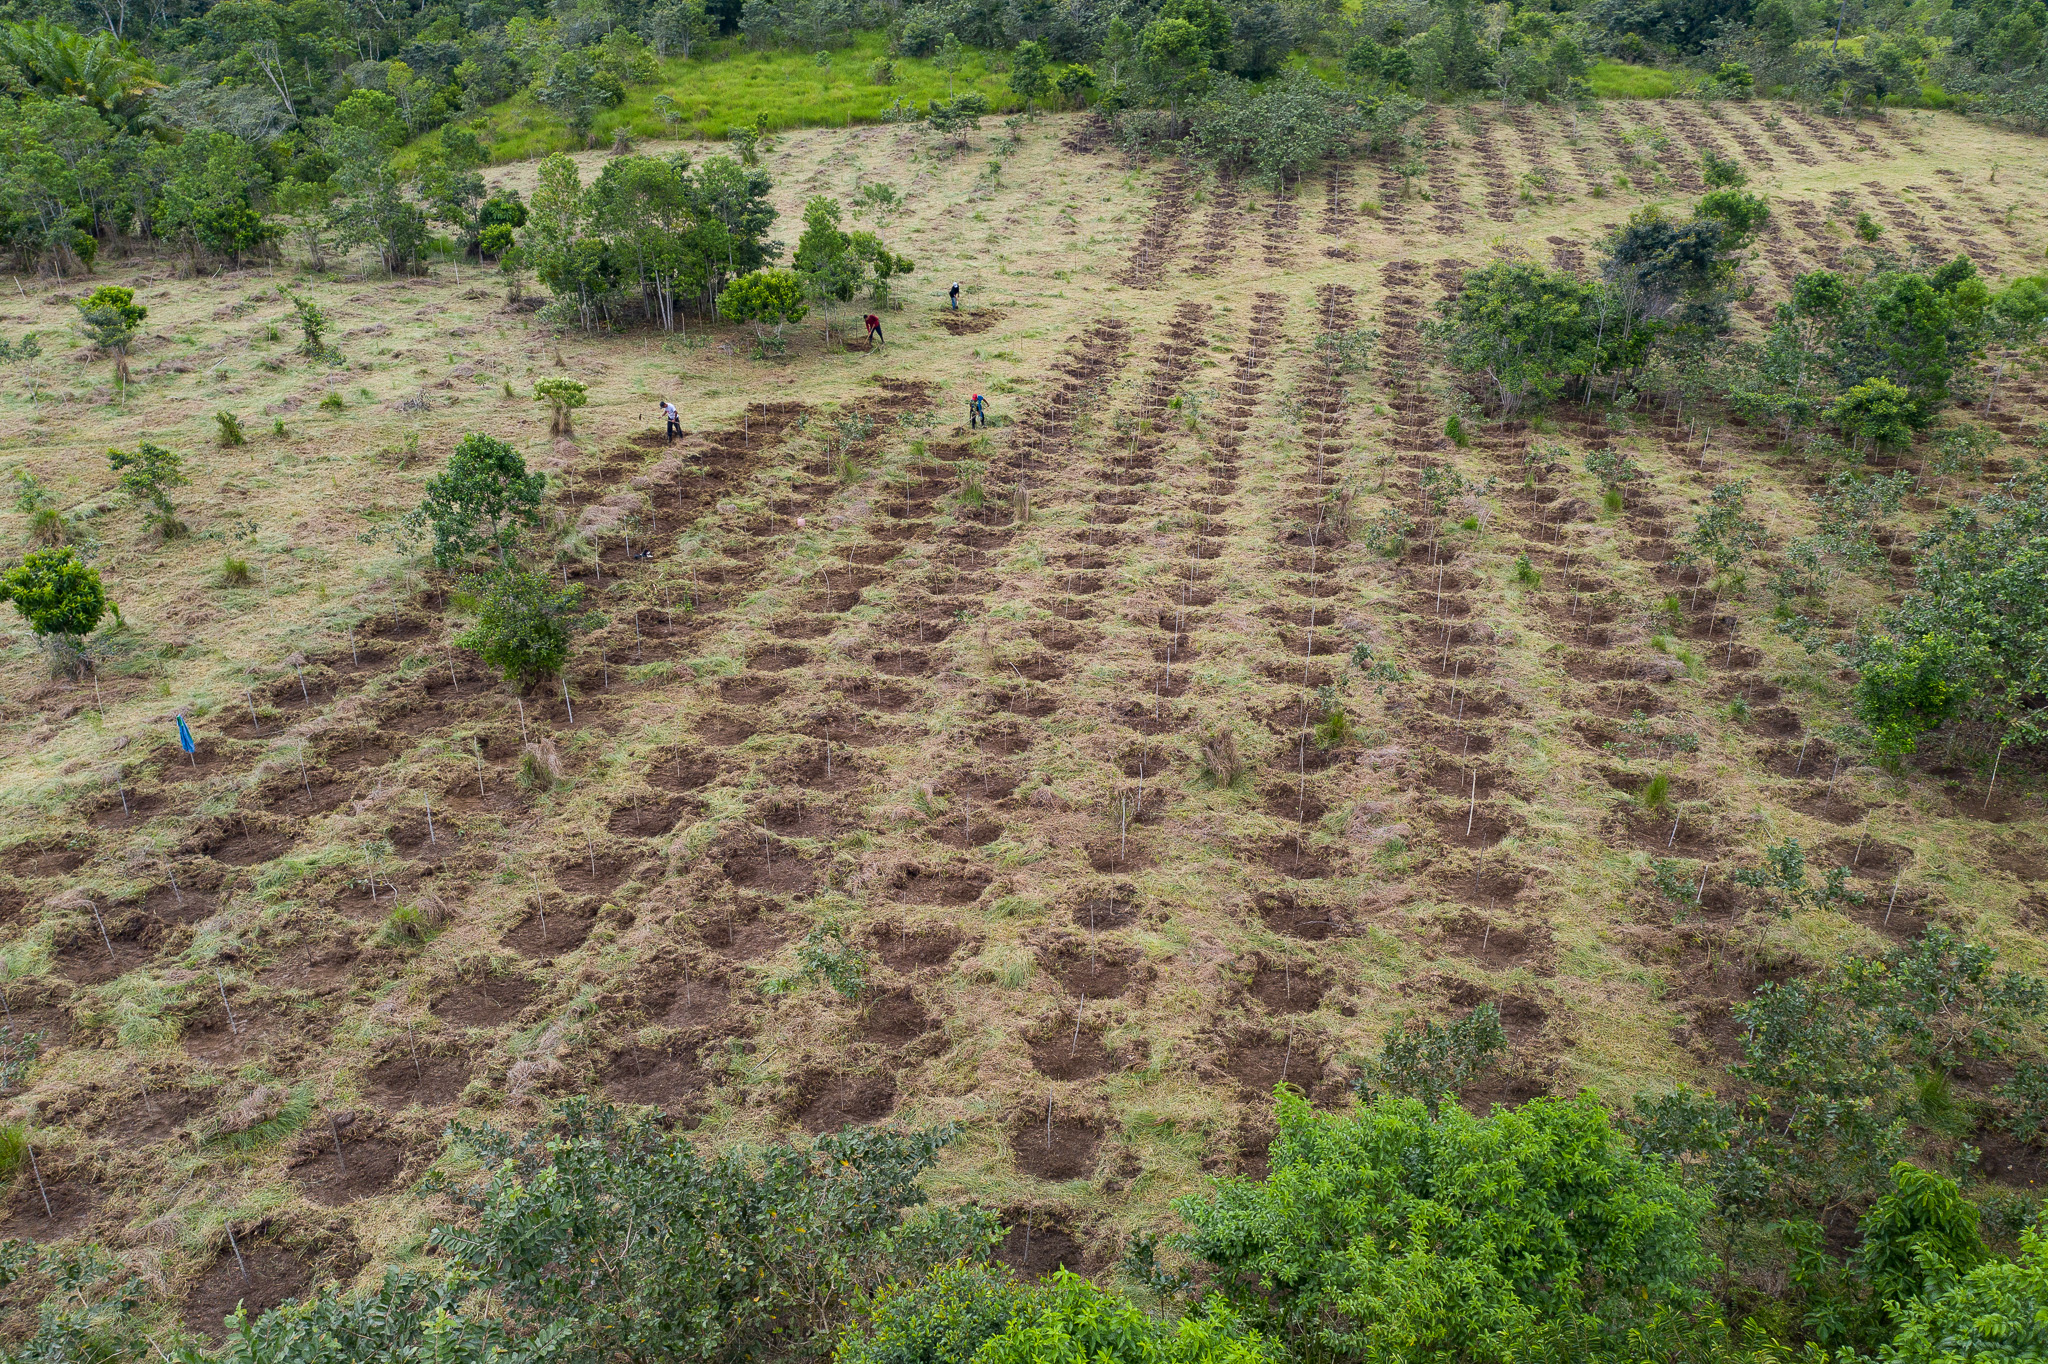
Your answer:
[431,1099,997,1364]
[415,432,546,567]
[0,546,109,675]
[106,440,187,537]
[1178,1089,1712,1362]
[456,563,590,684]
[75,285,144,385]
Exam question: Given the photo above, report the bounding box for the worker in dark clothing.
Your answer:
[864,313,883,347]
[949,282,961,310]
[660,400,681,441]
[969,393,987,427]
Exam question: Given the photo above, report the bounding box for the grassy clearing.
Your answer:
[1587,59,1681,99]
[437,34,1023,163]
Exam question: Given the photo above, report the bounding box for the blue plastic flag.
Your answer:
[176,715,195,755]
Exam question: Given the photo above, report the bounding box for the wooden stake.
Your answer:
[215,970,239,1035]
[89,900,115,961]
[328,1112,347,1172]
[224,1220,249,1282]
[26,1141,52,1219]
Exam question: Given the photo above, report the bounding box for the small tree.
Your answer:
[457,564,592,685]
[532,378,588,437]
[106,441,188,537]
[0,546,110,676]
[717,269,808,352]
[282,289,332,360]
[1009,39,1051,111]
[76,285,145,385]
[417,433,547,567]
[1827,376,1917,455]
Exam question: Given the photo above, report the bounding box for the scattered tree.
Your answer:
[416,432,547,567]
[106,441,187,537]
[0,546,110,676]
[456,564,592,685]
[533,378,588,437]
[75,285,145,385]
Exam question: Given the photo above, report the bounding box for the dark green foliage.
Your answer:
[0,547,107,642]
[1188,71,1372,186]
[836,1261,1025,1364]
[282,289,332,360]
[416,433,547,568]
[1878,1229,2048,1361]
[0,1026,40,1096]
[1997,1059,2048,1143]
[215,410,246,447]
[0,1240,158,1364]
[1427,261,1630,414]
[1702,149,1748,187]
[974,1271,1279,1364]
[222,1267,547,1362]
[456,565,592,685]
[1851,1163,1991,1316]
[75,285,145,377]
[794,916,872,998]
[431,1099,998,1364]
[1178,1090,1712,1362]
[1630,926,2045,1216]
[1854,466,2048,751]
[1731,836,1858,918]
[1353,1001,1506,1111]
[107,440,187,536]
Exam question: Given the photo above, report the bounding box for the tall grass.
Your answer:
[1587,59,1679,99]
[429,34,1024,165]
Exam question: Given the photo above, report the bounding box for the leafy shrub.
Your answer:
[974,1271,1279,1364]
[431,1099,997,1364]
[1353,1001,1506,1111]
[533,377,589,436]
[1512,552,1542,586]
[836,1261,1023,1364]
[320,390,344,410]
[1178,1090,1712,1362]
[106,440,188,537]
[1855,211,1883,241]
[1879,1228,2048,1362]
[1444,412,1468,446]
[795,917,872,999]
[215,410,246,447]
[218,556,252,586]
[457,565,593,686]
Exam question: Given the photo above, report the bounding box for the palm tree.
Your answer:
[0,20,163,135]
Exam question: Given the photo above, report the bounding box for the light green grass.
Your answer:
[437,34,1024,164]
[1587,59,1679,99]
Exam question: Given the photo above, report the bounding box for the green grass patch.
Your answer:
[1588,60,1678,99]
[425,34,1024,165]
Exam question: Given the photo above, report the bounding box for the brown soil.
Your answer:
[895,868,990,905]
[431,978,537,1025]
[994,1211,1087,1279]
[1249,961,1326,1013]
[1218,1031,1326,1100]
[1011,1114,1103,1180]
[1028,1018,1124,1079]
[861,987,939,1046]
[180,1241,317,1342]
[1256,889,1343,940]
[723,852,819,895]
[0,1176,97,1242]
[789,1068,897,1134]
[602,1045,709,1112]
[871,923,963,973]
[290,1136,409,1205]
[101,1090,199,1144]
[502,904,598,957]
[1040,942,1137,997]
[54,923,159,985]
[364,1053,469,1109]
[702,902,794,959]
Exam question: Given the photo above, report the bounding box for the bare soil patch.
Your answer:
[180,1241,316,1343]
[789,1068,897,1134]
[431,978,537,1025]
[290,1135,409,1205]
[1012,1115,1103,1180]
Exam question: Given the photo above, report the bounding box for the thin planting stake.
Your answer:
[562,678,574,724]
[26,1142,52,1219]
[224,1220,249,1282]
[329,1113,347,1172]
[89,900,115,961]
